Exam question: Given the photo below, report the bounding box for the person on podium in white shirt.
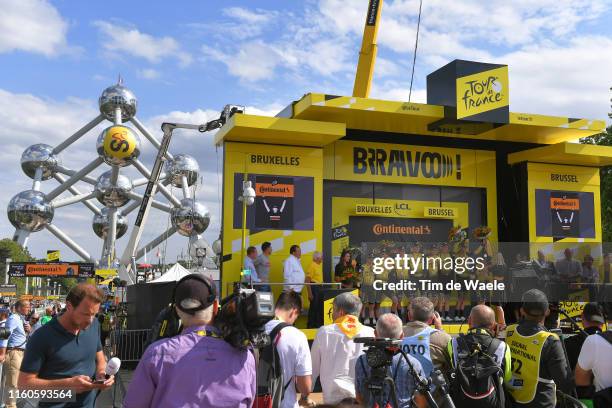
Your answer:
[283,245,305,293]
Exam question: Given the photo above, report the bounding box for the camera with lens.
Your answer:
[215,285,275,349]
[0,327,11,340]
[354,337,401,368]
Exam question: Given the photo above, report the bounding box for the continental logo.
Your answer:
[456,66,509,119]
[353,147,462,180]
[256,183,294,197]
[372,224,432,235]
[550,197,579,210]
[250,154,300,166]
[550,173,578,183]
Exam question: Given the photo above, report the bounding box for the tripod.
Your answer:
[364,364,400,408]
[397,350,456,408]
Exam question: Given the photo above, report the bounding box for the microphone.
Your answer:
[105,357,121,378]
[93,357,121,382]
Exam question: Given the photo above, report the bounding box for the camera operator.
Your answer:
[505,289,574,407]
[355,313,427,408]
[0,300,31,408]
[18,284,113,408]
[124,274,256,408]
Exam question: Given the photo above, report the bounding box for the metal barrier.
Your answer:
[108,328,151,363]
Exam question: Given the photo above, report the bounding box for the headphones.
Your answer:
[171,274,217,314]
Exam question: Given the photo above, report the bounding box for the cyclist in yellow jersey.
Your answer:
[505,289,574,408]
[438,242,453,322]
[359,257,380,326]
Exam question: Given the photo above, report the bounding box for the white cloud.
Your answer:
[137,68,161,80]
[499,35,612,121]
[0,0,69,56]
[94,21,192,67]
[202,41,282,82]
[222,7,275,25]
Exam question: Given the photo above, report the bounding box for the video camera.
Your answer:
[215,284,275,349]
[354,337,401,369]
[0,327,10,340]
[147,282,274,349]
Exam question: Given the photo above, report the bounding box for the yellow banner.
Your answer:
[46,250,60,262]
[333,141,477,187]
[424,207,458,219]
[456,66,509,120]
[96,269,118,278]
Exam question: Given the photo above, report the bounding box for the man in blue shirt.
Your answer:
[0,300,31,408]
[18,284,113,408]
[355,313,427,408]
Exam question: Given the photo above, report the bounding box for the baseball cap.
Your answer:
[173,274,217,315]
[582,303,605,324]
[522,289,549,315]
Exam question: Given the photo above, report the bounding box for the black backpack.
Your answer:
[449,334,506,408]
[254,322,291,408]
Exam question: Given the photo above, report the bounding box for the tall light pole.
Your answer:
[238,177,256,283]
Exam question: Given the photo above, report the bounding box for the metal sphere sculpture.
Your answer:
[166,154,200,187]
[98,84,138,121]
[171,198,210,237]
[7,190,54,232]
[96,125,141,167]
[21,144,60,180]
[92,208,128,239]
[9,79,208,279]
[95,171,133,207]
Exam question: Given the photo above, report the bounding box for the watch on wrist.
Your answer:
[300,395,309,401]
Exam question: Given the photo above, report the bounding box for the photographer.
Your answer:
[18,284,113,408]
[1,300,31,408]
[355,313,427,408]
[124,275,256,408]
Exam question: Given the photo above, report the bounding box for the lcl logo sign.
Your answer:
[394,202,412,216]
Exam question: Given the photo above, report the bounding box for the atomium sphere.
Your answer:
[165,154,200,187]
[96,125,141,167]
[171,198,210,237]
[92,208,128,239]
[7,190,54,232]
[20,144,60,180]
[98,84,138,121]
[95,171,133,208]
[212,238,222,255]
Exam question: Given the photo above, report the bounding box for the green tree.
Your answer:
[0,238,35,295]
[581,125,612,242]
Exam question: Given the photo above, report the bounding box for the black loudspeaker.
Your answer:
[126,282,175,330]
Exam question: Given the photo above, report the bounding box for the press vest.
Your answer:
[401,326,437,377]
[505,323,557,404]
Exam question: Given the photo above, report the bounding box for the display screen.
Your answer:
[535,189,595,239]
[233,173,314,231]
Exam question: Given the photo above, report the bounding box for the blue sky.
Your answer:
[1,0,612,263]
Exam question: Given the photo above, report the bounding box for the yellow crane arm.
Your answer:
[352,0,383,98]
